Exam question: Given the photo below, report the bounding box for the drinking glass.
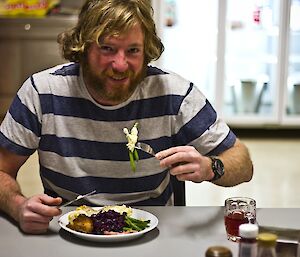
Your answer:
[224,197,256,242]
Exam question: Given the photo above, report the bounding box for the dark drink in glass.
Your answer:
[224,197,256,242]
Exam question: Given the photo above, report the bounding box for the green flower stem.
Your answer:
[129,151,136,172]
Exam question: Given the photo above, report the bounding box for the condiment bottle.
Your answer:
[257,233,278,257]
[238,223,259,257]
[205,246,233,257]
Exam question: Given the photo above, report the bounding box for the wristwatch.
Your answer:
[209,156,225,181]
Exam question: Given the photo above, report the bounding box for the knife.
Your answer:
[259,225,300,241]
[59,190,97,208]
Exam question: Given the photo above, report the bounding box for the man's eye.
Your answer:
[128,48,140,54]
[100,45,114,52]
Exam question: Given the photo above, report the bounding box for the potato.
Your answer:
[67,214,93,234]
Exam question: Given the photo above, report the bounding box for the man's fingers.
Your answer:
[156,146,193,160]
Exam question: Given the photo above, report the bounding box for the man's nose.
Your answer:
[112,51,128,72]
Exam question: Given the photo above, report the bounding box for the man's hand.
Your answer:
[156,146,214,182]
[18,194,62,234]
[156,139,253,187]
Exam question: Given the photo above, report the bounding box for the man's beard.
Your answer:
[82,61,146,105]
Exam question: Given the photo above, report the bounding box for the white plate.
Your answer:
[58,207,158,242]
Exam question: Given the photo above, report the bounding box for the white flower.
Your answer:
[123,123,138,152]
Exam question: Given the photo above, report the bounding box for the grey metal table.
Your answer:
[1,207,300,257]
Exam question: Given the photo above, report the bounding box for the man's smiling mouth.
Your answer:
[110,75,128,81]
[106,69,131,82]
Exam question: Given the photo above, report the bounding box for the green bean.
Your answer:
[127,216,150,225]
[125,216,150,231]
[125,217,142,231]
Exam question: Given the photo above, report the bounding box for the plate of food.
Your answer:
[58,205,158,242]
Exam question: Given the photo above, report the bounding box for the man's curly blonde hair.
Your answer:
[57,0,164,65]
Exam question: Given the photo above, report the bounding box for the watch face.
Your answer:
[210,157,224,181]
[215,159,224,176]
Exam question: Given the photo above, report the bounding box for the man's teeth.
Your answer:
[111,76,126,80]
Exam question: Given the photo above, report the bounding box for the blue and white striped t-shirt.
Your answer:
[0,63,236,206]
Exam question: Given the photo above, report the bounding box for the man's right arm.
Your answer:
[0,147,63,234]
[0,147,29,220]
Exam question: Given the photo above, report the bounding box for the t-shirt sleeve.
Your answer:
[0,76,41,156]
[171,84,236,155]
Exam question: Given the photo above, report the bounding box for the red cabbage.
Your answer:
[91,210,126,234]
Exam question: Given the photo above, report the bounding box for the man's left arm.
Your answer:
[213,138,253,186]
[156,138,253,186]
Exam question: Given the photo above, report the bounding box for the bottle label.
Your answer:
[239,242,257,257]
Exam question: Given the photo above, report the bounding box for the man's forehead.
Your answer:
[100,24,144,44]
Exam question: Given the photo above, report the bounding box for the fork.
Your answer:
[135,142,156,156]
[59,190,97,208]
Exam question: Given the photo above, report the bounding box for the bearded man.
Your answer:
[0,0,253,234]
